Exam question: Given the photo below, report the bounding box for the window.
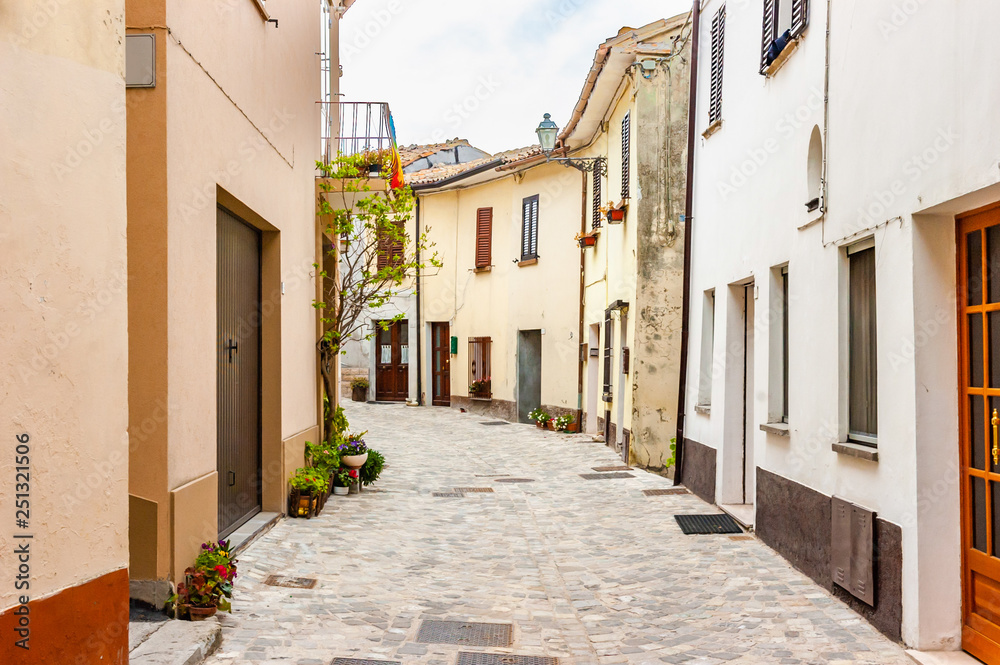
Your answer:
[782,267,789,422]
[592,168,602,229]
[468,336,492,399]
[848,241,877,444]
[621,112,631,199]
[760,0,809,73]
[602,311,614,403]
[376,220,405,269]
[521,195,539,261]
[475,207,492,269]
[708,6,726,126]
[698,290,716,406]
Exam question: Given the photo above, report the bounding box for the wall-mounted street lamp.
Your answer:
[535,113,606,175]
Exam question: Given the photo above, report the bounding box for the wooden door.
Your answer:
[431,322,451,406]
[959,203,1000,664]
[375,320,408,402]
[216,206,262,538]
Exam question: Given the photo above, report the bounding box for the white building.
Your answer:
[681,0,1000,659]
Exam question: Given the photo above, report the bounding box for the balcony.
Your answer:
[319,101,397,167]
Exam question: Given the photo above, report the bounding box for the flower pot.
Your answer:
[289,490,315,518]
[535,421,544,429]
[566,422,580,433]
[546,421,555,431]
[349,481,360,495]
[188,606,217,621]
[342,453,368,467]
[608,207,626,223]
[578,235,597,248]
[333,486,349,496]
[351,386,367,402]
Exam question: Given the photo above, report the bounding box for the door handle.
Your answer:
[228,470,236,487]
[992,409,999,467]
[225,339,238,363]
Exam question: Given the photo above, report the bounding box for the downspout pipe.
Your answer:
[415,196,423,405]
[674,0,700,486]
[576,169,587,430]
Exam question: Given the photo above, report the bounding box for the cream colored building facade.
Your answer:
[0,2,130,663]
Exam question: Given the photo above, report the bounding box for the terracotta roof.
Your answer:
[407,145,544,187]
[398,139,473,167]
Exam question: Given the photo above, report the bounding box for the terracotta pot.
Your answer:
[351,386,367,402]
[566,423,579,433]
[546,421,555,431]
[578,235,597,248]
[333,486,349,496]
[535,421,544,429]
[342,453,368,467]
[608,207,626,222]
[188,606,217,621]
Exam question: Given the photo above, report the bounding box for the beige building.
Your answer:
[412,147,585,422]
[125,0,346,604]
[0,2,130,662]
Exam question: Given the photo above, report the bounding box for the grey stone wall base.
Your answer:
[130,579,174,610]
[129,617,222,665]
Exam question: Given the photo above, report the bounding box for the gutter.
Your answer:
[415,197,423,405]
[410,158,505,192]
[674,0,700,487]
[558,45,611,147]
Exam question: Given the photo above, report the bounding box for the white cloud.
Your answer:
[339,0,693,154]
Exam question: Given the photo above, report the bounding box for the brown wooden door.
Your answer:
[959,203,1000,664]
[375,320,409,402]
[431,322,451,406]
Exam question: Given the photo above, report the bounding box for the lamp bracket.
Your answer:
[546,155,607,176]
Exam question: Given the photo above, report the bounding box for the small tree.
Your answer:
[315,153,439,439]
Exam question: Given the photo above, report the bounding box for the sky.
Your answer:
[339,0,693,155]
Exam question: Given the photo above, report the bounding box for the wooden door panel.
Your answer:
[375,320,408,402]
[431,323,451,406]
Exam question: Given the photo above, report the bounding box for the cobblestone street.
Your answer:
[206,403,911,665]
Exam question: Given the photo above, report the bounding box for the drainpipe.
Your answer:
[576,169,587,428]
[820,0,832,244]
[415,196,423,405]
[674,0,700,486]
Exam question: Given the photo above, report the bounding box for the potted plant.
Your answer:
[528,407,550,429]
[350,377,369,402]
[289,467,327,517]
[553,414,577,433]
[360,449,385,486]
[169,540,237,621]
[332,467,354,496]
[575,231,598,248]
[338,434,369,468]
[603,200,628,223]
[469,377,492,399]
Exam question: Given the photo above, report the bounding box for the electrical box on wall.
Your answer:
[125,34,156,88]
[832,497,875,606]
[450,336,458,355]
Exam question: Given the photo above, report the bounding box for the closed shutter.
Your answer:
[760,0,777,74]
[709,6,726,125]
[621,113,631,199]
[592,168,602,229]
[521,195,539,260]
[475,207,492,268]
[790,0,809,37]
[602,312,613,402]
[376,224,390,270]
[390,220,404,267]
[377,221,405,269]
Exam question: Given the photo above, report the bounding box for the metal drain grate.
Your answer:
[455,487,495,493]
[579,472,635,480]
[433,492,465,498]
[674,513,743,535]
[263,575,317,589]
[480,421,511,426]
[493,477,536,483]
[457,654,557,665]
[643,488,690,496]
[332,659,401,665]
[475,474,509,477]
[416,620,513,646]
[592,465,632,472]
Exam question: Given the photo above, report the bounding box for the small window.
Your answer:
[848,241,877,445]
[468,336,492,398]
[603,311,614,403]
[709,6,726,126]
[698,290,716,406]
[376,220,405,270]
[621,112,631,199]
[521,195,539,260]
[760,0,809,74]
[592,168,602,229]
[806,126,823,211]
[781,267,789,422]
[475,207,492,269]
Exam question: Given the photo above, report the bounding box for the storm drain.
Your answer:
[480,421,511,426]
[579,472,635,480]
[331,659,400,665]
[455,487,495,493]
[674,514,743,535]
[263,575,317,589]
[416,620,513,646]
[433,492,464,498]
[493,478,536,483]
[643,488,690,496]
[592,465,631,472]
[457,654,557,665]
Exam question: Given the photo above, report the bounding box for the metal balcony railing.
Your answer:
[319,101,396,165]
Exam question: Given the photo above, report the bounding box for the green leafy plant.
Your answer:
[331,405,350,439]
[334,467,360,488]
[168,540,238,616]
[527,407,550,424]
[306,441,340,473]
[469,377,491,394]
[338,433,368,456]
[290,467,329,495]
[350,377,370,390]
[553,414,575,432]
[666,437,677,469]
[360,449,385,486]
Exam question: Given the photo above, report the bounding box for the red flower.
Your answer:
[214,565,228,576]
[349,469,359,479]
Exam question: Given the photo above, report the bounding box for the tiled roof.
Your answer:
[407,145,544,187]
[398,139,473,167]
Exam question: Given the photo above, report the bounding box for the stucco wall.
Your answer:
[0,0,129,616]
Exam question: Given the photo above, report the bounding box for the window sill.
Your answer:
[832,441,879,462]
[473,266,492,274]
[251,0,269,20]
[694,404,711,415]
[763,37,800,77]
[518,258,538,267]
[469,396,493,402]
[702,119,723,139]
[760,422,789,437]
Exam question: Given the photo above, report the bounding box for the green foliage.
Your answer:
[527,407,550,424]
[168,540,237,616]
[553,414,575,432]
[665,437,677,469]
[360,449,385,486]
[334,466,359,487]
[331,406,350,440]
[289,467,330,495]
[350,377,370,390]
[305,441,340,473]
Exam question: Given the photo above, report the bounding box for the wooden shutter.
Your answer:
[709,6,726,125]
[592,168,602,229]
[521,195,539,260]
[390,220,404,267]
[475,207,492,268]
[376,225,390,270]
[760,0,777,74]
[621,113,631,199]
[602,311,613,402]
[377,220,405,269]
[790,0,809,37]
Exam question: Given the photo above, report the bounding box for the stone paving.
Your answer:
[205,403,912,665]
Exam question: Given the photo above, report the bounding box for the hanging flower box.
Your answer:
[602,199,628,224]
[575,231,598,248]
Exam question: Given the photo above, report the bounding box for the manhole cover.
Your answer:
[674,514,743,535]
[416,620,512,646]
[455,487,495,493]
[332,659,401,665]
[457,654,557,665]
[480,421,511,426]
[263,575,317,589]
[592,465,631,472]
[494,478,536,483]
[643,488,690,496]
[433,492,465,498]
[579,472,634,480]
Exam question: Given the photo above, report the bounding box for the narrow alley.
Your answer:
[206,404,911,665]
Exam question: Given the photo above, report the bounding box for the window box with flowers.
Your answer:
[576,230,599,248]
[469,377,492,400]
[601,200,628,224]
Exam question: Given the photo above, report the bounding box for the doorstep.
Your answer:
[230,511,281,556]
[129,617,221,665]
[906,650,985,665]
[719,503,755,529]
